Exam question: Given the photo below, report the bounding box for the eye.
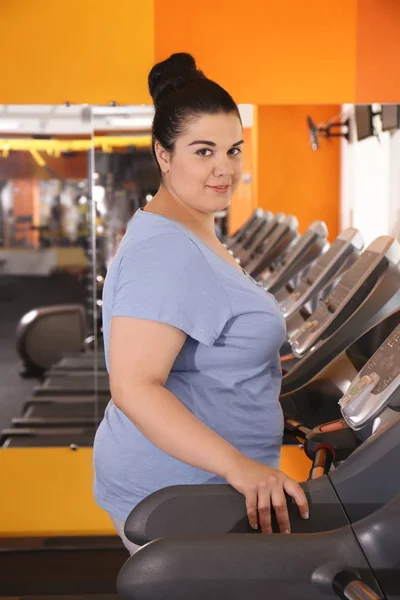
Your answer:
[196,148,213,157]
[228,147,242,156]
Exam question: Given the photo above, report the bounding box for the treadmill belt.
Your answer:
[37,375,110,394]
[25,400,109,419]
[2,427,96,448]
[52,355,107,371]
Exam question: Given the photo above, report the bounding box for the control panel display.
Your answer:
[361,324,400,394]
[323,250,382,314]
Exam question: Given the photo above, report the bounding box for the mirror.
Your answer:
[0,104,96,447]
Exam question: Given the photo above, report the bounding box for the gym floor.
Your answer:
[0,273,86,431]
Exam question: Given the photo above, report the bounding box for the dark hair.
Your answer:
[148,53,241,171]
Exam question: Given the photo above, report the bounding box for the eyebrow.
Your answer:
[187,139,244,147]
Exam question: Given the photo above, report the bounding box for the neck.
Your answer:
[144,187,217,238]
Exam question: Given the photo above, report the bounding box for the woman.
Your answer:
[93,53,309,554]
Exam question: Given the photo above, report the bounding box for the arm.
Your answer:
[110,316,242,478]
[109,316,309,533]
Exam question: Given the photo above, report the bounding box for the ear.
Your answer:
[154,140,171,174]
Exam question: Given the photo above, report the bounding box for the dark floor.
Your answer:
[0,273,86,431]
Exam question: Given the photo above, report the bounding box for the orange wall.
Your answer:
[3,1,400,104]
[253,106,340,240]
[228,128,254,235]
[154,0,357,104]
[1,0,154,104]
[356,1,400,101]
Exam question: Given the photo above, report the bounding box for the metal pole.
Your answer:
[87,126,99,427]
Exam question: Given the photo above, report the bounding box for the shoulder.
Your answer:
[119,231,207,268]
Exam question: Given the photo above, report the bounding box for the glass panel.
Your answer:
[90,105,159,425]
[0,104,95,448]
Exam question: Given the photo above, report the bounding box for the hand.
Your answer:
[225,454,309,534]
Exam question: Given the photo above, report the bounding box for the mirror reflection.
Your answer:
[0,104,95,447]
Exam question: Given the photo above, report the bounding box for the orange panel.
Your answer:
[253,105,341,240]
[154,0,357,104]
[0,0,154,104]
[280,446,311,482]
[356,0,400,102]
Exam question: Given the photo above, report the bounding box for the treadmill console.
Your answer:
[261,221,327,284]
[280,228,363,318]
[303,239,348,287]
[290,236,397,358]
[340,322,400,429]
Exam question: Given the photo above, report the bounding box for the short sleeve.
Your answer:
[112,233,232,346]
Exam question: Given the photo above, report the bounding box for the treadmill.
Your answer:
[47,351,107,373]
[280,305,400,428]
[32,372,111,396]
[227,211,272,256]
[116,324,400,599]
[278,227,364,326]
[258,220,328,295]
[224,208,264,251]
[245,215,299,278]
[234,212,284,266]
[281,235,400,396]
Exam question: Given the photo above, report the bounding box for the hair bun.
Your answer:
[149,52,205,105]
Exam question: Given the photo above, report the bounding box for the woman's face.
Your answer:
[157,112,243,214]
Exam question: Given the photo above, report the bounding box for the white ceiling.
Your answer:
[0,104,253,135]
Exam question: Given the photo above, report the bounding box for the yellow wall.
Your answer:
[253,105,341,240]
[1,0,154,104]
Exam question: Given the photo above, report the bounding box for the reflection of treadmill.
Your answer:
[225,208,264,251]
[245,216,299,279]
[281,236,400,396]
[259,221,328,295]
[116,325,400,600]
[33,372,110,396]
[11,395,110,428]
[235,213,284,266]
[1,426,97,447]
[278,227,364,318]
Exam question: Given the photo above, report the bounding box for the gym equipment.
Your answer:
[278,227,364,320]
[234,212,284,266]
[259,220,328,295]
[227,210,271,255]
[281,306,400,428]
[11,395,110,428]
[49,352,106,373]
[16,304,87,376]
[116,321,400,599]
[245,215,299,278]
[1,425,97,447]
[224,208,264,251]
[281,235,400,395]
[33,372,110,396]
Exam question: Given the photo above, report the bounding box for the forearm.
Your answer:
[112,382,242,478]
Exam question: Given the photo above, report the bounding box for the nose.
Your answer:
[213,154,234,178]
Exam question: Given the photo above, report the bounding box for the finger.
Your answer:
[257,481,272,534]
[283,478,309,519]
[245,489,259,530]
[271,485,290,533]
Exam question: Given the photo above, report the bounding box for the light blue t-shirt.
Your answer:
[93,208,286,521]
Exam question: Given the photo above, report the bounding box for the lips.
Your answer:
[208,185,230,193]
